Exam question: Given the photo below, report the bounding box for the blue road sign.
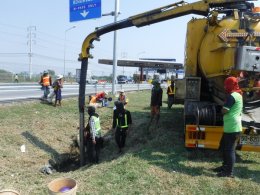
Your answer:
[70,0,101,22]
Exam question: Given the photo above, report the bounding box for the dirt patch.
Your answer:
[49,153,80,172]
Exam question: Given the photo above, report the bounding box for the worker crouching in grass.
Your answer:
[113,101,132,153]
[89,91,109,108]
[85,106,103,164]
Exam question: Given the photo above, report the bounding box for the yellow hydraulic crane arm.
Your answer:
[130,0,211,27]
[78,0,254,166]
[80,0,209,59]
[80,0,253,59]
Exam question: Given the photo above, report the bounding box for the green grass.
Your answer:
[0,90,259,194]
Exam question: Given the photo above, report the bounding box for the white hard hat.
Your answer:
[56,74,63,79]
[119,89,124,93]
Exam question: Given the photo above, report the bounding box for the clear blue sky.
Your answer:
[0,0,259,76]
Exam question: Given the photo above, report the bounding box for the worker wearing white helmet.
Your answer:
[52,74,63,106]
[118,89,128,106]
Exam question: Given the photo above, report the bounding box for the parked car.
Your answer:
[127,77,134,83]
[117,75,128,84]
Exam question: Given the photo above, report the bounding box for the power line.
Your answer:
[0,39,27,46]
[0,53,28,55]
[0,22,26,31]
[33,53,79,63]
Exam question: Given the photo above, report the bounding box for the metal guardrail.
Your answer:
[0,83,168,102]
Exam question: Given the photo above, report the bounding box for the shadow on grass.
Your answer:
[236,166,260,183]
[117,106,260,181]
[40,100,55,107]
[80,106,219,173]
[22,131,80,172]
[22,100,258,180]
[128,106,218,178]
[22,131,60,157]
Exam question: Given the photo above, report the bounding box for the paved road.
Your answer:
[0,83,152,103]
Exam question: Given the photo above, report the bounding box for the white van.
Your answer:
[86,72,98,84]
[76,69,98,84]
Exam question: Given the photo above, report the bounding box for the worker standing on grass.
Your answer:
[39,70,52,100]
[149,79,163,127]
[86,106,103,164]
[213,76,243,178]
[118,89,128,106]
[166,79,175,109]
[113,101,132,153]
[52,75,63,107]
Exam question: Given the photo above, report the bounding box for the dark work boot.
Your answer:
[212,165,228,173]
[217,171,234,178]
[212,166,224,173]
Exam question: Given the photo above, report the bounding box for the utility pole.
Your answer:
[112,0,120,95]
[102,0,120,94]
[121,52,127,75]
[27,26,36,80]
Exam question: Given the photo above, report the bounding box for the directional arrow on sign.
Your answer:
[218,28,260,42]
[70,0,101,22]
[80,10,89,18]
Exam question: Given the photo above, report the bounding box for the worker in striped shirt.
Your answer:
[86,106,103,164]
[113,101,132,153]
[167,79,175,109]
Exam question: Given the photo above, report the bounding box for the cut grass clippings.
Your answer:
[0,90,259,194]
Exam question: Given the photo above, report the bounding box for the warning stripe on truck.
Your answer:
[185,125,260,152]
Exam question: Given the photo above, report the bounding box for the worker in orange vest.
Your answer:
[167,79,175,109]
[89,91,108,107]
[39,70,52,100]
[118,90,128,106]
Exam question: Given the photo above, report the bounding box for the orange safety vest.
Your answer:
[90,96,97,104]
[168,86,175,95]
[42,76,50,86]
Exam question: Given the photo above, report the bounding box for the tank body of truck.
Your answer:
[174,8,260,151]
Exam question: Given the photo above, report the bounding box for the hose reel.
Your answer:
[195,105,219,126]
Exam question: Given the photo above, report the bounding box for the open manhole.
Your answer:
[48,137,81,172]
[49,153,80,172]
